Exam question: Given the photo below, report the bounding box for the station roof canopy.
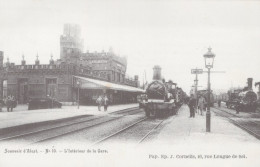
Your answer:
[73,76,145,93]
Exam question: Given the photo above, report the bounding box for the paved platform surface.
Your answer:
[135,105,260,167]
[149,105,260,145]
[0,104,28,112]
[0,103,138,129]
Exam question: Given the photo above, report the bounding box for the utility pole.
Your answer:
[191,68,203,98]
[255,82,260,99]
[143,70,147,89]
[191,68,203,112]
[194,73,198,99]
[76,80,81,109]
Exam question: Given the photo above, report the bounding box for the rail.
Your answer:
[0,107,141,144]
[212,107,260,140]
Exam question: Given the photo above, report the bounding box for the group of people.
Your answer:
[96,95,109,111]
[188,95,222,118]
[0,95,16,112]
[188,94,207,118]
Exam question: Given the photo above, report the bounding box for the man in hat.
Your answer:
[188,94,196,118]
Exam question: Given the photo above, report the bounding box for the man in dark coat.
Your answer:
[188,94,196,118]
[103,96,109,111]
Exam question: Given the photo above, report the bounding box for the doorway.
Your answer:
[46,78,57,99]
[18,79,29,104]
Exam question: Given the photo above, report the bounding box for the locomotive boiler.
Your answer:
[236,90,257,112]
[144,80,176,117]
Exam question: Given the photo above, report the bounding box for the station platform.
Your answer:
[0,103,138,129]
[149,105,260,145]
[135,105,260,167]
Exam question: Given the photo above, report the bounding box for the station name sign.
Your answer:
[191,69,203,74]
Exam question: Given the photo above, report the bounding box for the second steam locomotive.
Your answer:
[224,78,258,112]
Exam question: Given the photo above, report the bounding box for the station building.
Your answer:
[0,24,144,105]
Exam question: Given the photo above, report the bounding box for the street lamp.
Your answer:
[203,47,215,132]
[76,80,80,109]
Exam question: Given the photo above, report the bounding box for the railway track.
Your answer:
[111,106,140,115]
[92,117,166,146]
[0,107,143,145]
[212,107,242,117]
[137,118,165,144]
[212,107,260,140]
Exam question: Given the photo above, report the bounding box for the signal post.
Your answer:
[191,68,203,112]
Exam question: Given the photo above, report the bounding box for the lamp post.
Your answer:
[203,47,215,132]
[77,80,80,109]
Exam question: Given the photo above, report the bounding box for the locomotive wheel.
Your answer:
[150,110,156,118]
[170,108,175,115]
[227,104,230,109]
[145,110,150,117]
[169,109,173,116]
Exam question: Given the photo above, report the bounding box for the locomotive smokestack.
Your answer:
[247,78,253,90]
[153,65,162,80]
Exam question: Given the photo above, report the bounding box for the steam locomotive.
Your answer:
[143,66,187,118]
[226,78,258,112]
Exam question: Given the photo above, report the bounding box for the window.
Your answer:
[118,73,120,82]
[46,78,57,98]
[46,78,57,84]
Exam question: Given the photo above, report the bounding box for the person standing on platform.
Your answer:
[188,94,196,118]
[198,95,205,116]
[96,96,103,111]
[103,96,109,112]
[6,95,15,112]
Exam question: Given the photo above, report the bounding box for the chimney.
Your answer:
[153,65,162,80]
[21,55,26,65]
[247,78,253,90]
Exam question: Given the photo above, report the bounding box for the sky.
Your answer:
[0,0,260,94]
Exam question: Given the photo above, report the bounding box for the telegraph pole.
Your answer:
[256,82,260,98]
[194,72,198,99]
[191,68,203,112]
[191,68,203,98]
